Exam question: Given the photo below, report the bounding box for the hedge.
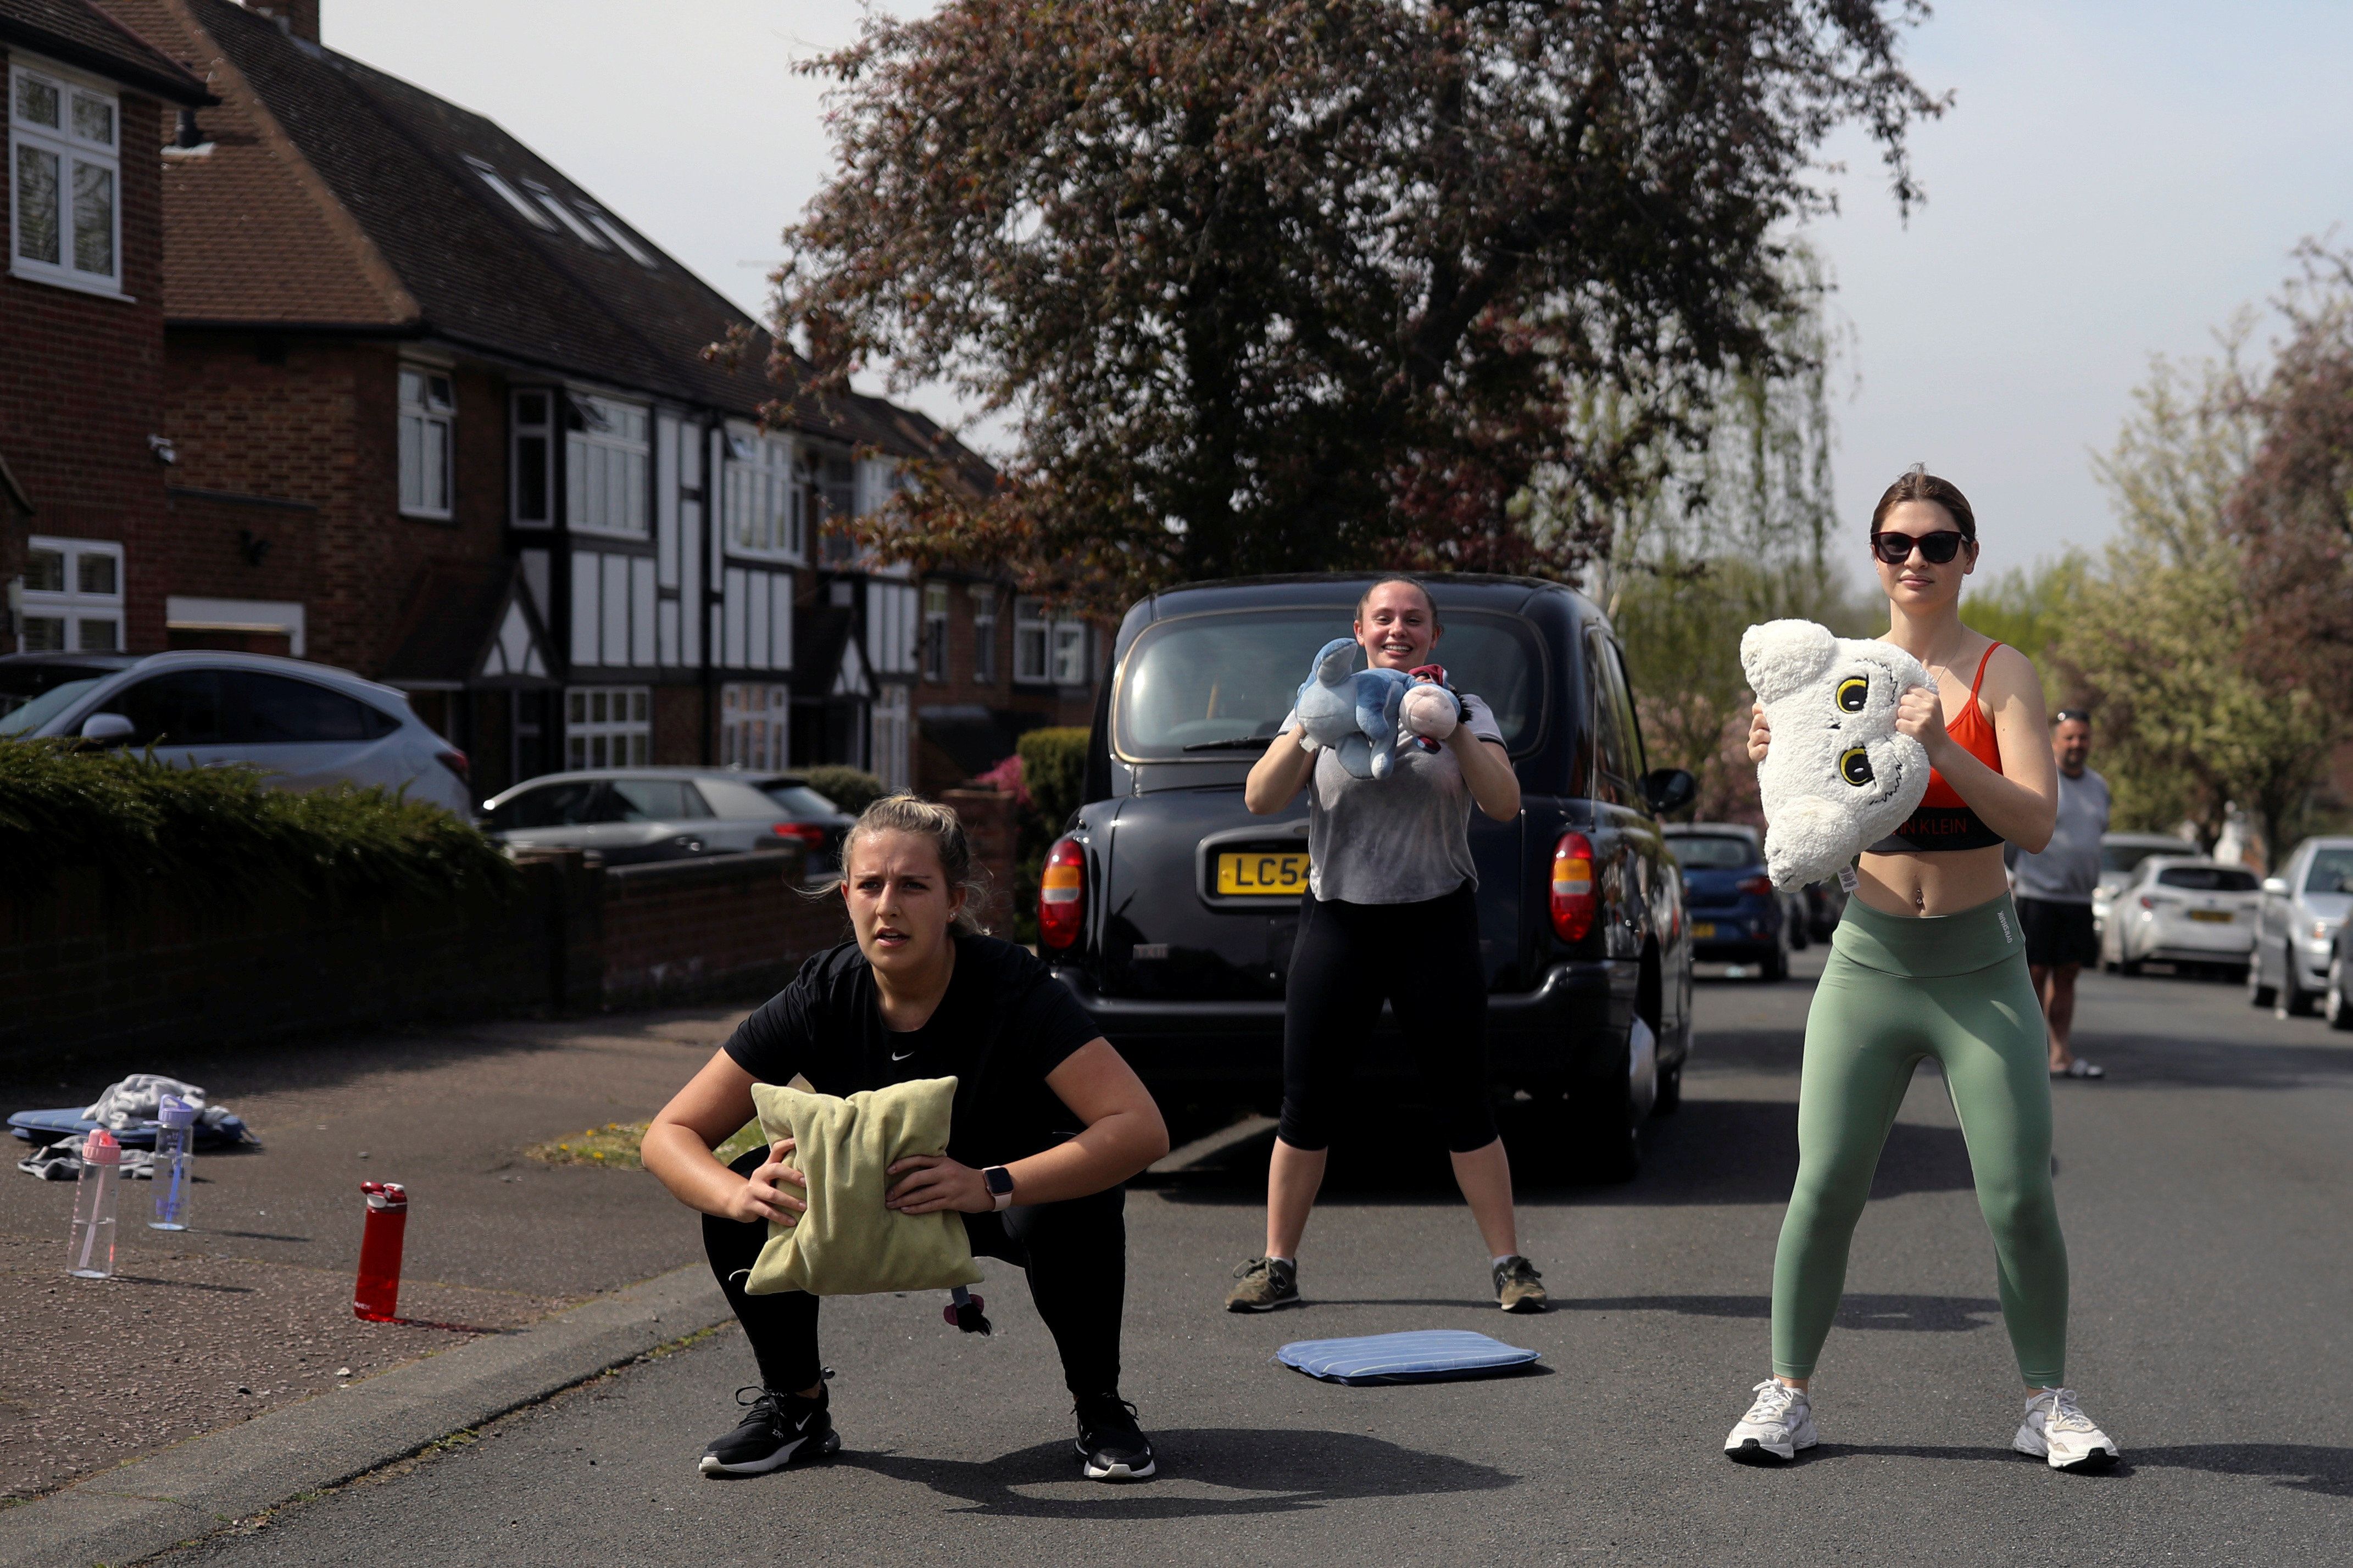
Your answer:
[0,739,514,900]
[1015,727,1090,833]
[799,765,888,818]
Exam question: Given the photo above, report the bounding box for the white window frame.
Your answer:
[521,178,609,249]
[564,684,650,768]
[872,681,910,791]
[921,582,949,683]
[720,682,791,770]
[1013,595,1050,685]
[1050,619,1091,686]
[565,393,650,539]
[969,584,998,684]
[18,535,125,653]
[398,365,455,519]
[10,57,125,298]
[722,426,803,562]
[510,388,554,526]
[465,157,556,230]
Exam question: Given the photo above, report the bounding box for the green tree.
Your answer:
[2062,349,2337,864]
[773,0,1942,604]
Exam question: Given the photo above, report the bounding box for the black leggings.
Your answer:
[702,1146,1127,1398]
[1279,880,1499,1153]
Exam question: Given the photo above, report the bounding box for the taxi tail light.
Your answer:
[1039,836,1086,950]
[1550,831,1596,944]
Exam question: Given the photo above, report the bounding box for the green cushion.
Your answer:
[743,1076,982,1297]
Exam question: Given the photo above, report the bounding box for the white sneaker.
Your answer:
[1724,1379,1817,1465]
[2013,1387,2118,1472]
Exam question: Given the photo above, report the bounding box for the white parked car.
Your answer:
[2087,831,2199,947]
[0,650,470,815]
[2100,856,2260,978]
[480,768,854,874]
[2248,836,2353,1017]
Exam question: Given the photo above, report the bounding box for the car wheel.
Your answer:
[2248,947,2277,1008]
[1650,1063,1683,1118]
[2326,956,2353,1032]
[2280,963,2318,1018]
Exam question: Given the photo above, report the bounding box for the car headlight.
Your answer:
[2313,919,2341,942]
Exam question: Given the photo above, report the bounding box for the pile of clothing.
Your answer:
[10,1074,257,1180]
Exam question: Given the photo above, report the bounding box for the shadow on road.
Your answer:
[1147,1103,1977,1208]
[1803,1442,2353,1496]
[1548,1292,2002,1332]
[805,1428,1515,1517]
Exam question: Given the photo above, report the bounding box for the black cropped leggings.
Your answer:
[702,1146,1128,1398]
[1278,880,1499,1154]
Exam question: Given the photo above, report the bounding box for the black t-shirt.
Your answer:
[722,934,1103,1169]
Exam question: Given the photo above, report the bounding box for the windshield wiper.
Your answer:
[1180,734,1280,752]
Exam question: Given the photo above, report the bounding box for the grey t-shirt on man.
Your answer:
[1280,693,1505,905]
[2012,766,2111,905]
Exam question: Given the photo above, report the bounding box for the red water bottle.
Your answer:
[353,1181,408,1321]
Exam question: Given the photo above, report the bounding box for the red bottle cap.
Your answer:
[362,1181,409,1210]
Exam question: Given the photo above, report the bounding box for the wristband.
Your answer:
[983,1164,1015,1211]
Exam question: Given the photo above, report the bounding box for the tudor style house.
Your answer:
[1,0,209,658]
[55,0,1023,800]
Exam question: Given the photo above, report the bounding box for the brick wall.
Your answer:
[0,82,176,650]
[942,786,1019,935]
[0,848,845,1059]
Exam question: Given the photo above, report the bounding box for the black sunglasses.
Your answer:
[1871,529,1968,566]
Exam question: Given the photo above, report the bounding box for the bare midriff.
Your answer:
[1851,842,2011,919]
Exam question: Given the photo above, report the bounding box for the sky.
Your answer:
[323,0,2353,573]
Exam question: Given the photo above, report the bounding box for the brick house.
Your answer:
[52,0,1069,801]
[1,0,209,658]
[910,566,1105,797]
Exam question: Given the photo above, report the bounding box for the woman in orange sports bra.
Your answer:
[1717,468,2122,1475]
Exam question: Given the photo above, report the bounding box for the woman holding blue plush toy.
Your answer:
[1223,576,1548,1316]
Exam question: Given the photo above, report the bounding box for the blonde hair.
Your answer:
[838,794,995,934]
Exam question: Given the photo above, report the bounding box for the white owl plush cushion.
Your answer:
[1739,620,1932,890]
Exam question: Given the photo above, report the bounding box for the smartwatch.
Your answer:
[982,1165,1015,1211]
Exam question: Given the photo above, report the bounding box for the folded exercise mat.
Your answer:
[743,1076,984,1298]
[8,1106,253,1151]
[1276,1329,1542,1385]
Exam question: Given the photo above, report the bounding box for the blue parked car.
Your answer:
[1664,823,1789,981]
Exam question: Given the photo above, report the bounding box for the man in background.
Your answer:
[2012,711,2109,1078]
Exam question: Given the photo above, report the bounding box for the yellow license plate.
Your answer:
[2187,909,2234,923]
[1690,922,1717,939]
[1215,851,1311,895]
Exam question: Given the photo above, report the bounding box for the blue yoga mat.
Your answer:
[1276,1329,1542,1386]
[8,1107,252,1150]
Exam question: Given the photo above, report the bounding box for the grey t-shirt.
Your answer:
[2012,766,2111,904]
[1281,693,1505,905]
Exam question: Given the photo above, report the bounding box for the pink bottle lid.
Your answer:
[82,1128,122,1167]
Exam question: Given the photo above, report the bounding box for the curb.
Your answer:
[0,1264,731,1568]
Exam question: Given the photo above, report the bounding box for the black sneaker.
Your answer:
[1492,1255,1549,1314]
[698,1385,840,1477]
[1073,1392,1157,1482]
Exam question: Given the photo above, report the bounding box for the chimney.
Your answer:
[252,1,320,43]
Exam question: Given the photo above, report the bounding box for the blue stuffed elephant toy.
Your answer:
[1293,637,1461,780]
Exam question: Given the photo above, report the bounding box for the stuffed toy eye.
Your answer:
[1836,676,1868,712]
[1839,747,1874,786]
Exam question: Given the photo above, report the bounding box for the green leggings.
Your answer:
[1772,892,2068,1387]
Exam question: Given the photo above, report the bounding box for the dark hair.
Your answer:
[1871,465,1977,542]
[836,794,994,934]
[1354,574,1439,625]
[2051,709,2092,727]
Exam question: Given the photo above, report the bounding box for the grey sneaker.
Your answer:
[1224,1256,1300,1312]
[1493,1255,1549,1313]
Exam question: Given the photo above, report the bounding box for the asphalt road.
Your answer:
[150,950,2353,1567]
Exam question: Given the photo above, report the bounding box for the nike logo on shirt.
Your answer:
[891,1050,915,1062]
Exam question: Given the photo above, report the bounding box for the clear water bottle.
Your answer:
[67,1128,122,1279]
[151,1095,198,1232]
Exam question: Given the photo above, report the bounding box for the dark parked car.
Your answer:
[1664,824,1789,981]
[1037,573,1696,1178]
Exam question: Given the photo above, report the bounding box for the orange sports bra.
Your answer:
[1866,641,2006,852]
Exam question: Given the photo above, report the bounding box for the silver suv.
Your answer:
[2249,836,2353,1017]
[480,768,854,874]
[0,650,470,814]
